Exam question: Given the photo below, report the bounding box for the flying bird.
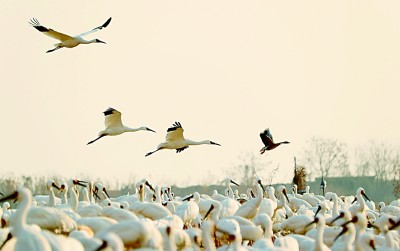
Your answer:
[145,122,221,157]
[87,107,155,145]
[29,17,112,53]
[259,128,289,154]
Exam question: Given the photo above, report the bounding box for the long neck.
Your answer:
[68,186,79,211]
[227,185,234,199]
[82,188,90,202]
[212,203,221,222]
[268,188,277,203]
[332,194,339,216]
[231,234,243,251]
[357,194,366,211]
[139,187,144,202]
[61,190,68,204]
[155,186,162,203]
[315,222,325,251]
[124,126,146,132]
[79,38,96,44]
[14,193,31,234]
[186,139,209,146]
[165,229,177,251]
[345,224,356,250]
[257,215,273,240]
[89,184,94,203]
[202,222,216,251]
[49,187,56,207]
[254,184,264,206]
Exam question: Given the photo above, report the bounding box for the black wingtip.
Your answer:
[29,18,49,32]
[34,26,49,32]
[103,107,115,116]
[167,121,182,132]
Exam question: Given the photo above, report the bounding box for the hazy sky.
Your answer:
[1,1,400,186]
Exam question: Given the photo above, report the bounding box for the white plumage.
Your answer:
[87,107,155,145]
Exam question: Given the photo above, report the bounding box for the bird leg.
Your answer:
[145,149,160,157]
[46,46,61,53]
[87,134,106,145]
[0,232,12,250]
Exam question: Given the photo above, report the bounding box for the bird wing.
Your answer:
[103,107,123,129]
[260,128,274,146]
[76,17,112,37]
[29,18,74,42]
[165,122,184,142]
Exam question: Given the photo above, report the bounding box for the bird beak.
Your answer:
[145,181,155,192]
[210,141,221,146]
[0,232,12,250]
[204,204,215,219]
[389,219,400,231]
[361,190,371,202]
[370,239,376,250]
[182,194,194,201]
[146,127,156,133]
[97,39,106,44]
[73,180,88,187]
[282,189,290,202]
[95,240,108,251]
[103,188,110,199]
[314,205,321,218]
[230,179,240,186]
[330,212,345,225]
[52,182,60,191]
[305,218,318,228]
[58,185,66,194]
[93,188,101,200]
[334,225,348,242]
[0,191,18,203]
[257,179,266,193]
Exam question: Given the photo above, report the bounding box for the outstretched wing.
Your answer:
[76,17,112,37]
[260,128,274,146]
[103,107,123,129]
[29,18,73,42]
[165,122,184,142]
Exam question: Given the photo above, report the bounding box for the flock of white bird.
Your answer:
[0,177,400,251]
[20,16,400,251]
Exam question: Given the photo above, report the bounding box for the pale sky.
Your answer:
[1,1,400,187]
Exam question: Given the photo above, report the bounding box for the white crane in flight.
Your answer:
[29,17,112,53]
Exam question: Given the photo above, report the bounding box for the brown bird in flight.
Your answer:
[259,128,290,154]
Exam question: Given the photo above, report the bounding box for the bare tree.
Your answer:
[302,136,350,178]
[355,141,400,180]
[227,152,272,187]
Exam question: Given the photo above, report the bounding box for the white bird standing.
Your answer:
[145,122,221,156]
[0,188,52,251]
[87,107,156,145]
[32,179,61,207]
[349,187,371,217]
[29,17,112,53]
[234,179,264,220]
